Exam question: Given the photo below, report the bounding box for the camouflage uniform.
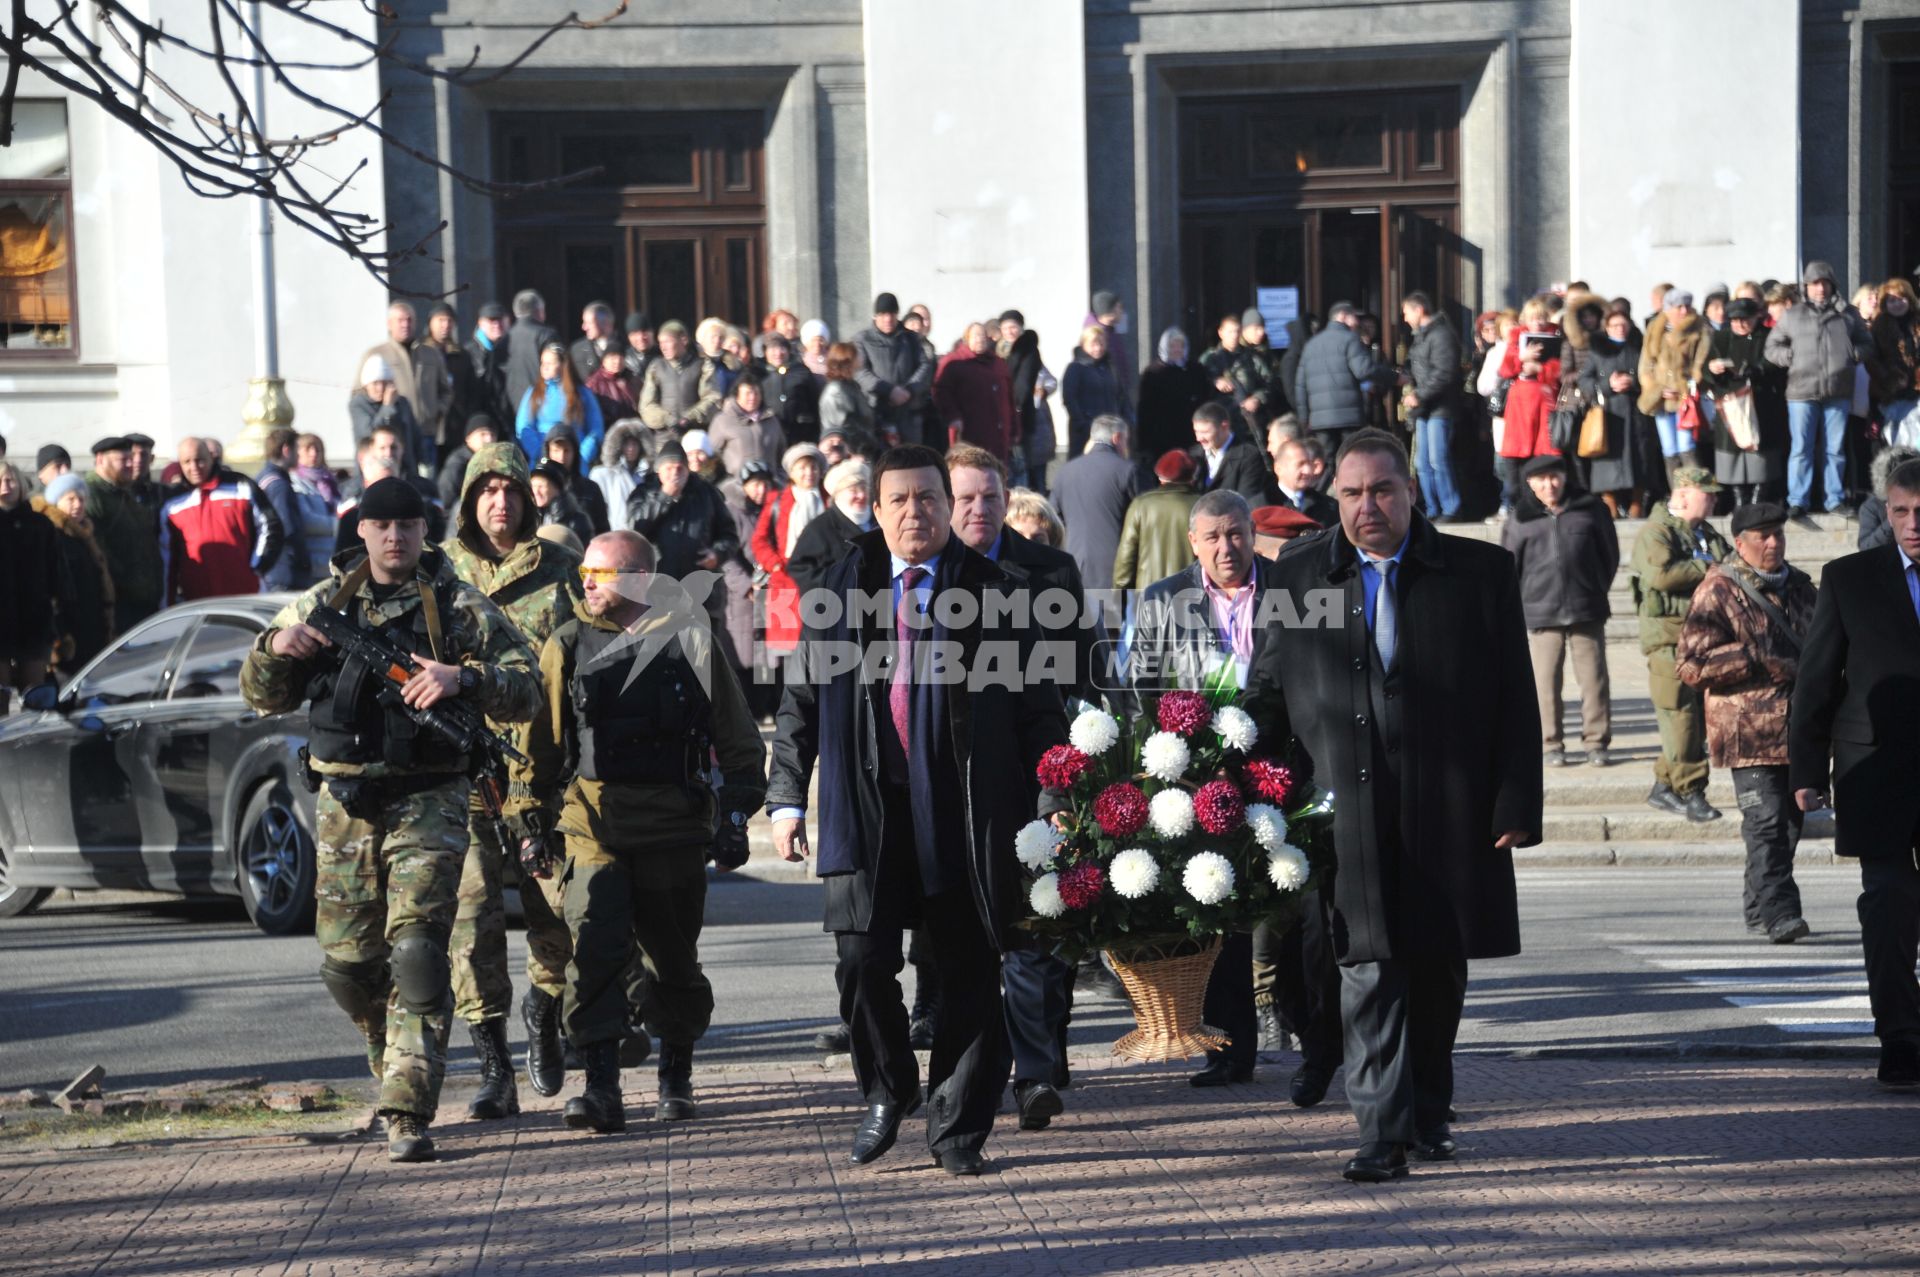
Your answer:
[1630,484,1733,799]
[239,546,538,1119]
[443,443,582,1025]
[513,595,766,1051]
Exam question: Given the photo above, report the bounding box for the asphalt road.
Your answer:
[0,863,1878,1094]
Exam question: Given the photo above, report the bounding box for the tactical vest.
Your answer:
[304,579,464,771]
[569,622,711,785]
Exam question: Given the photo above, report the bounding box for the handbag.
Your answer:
[1486,377,1513,416]
[1677,391,1705,436]
[1718,388,1760,452]
[1577,403,1608,458]
[1548,404,1579,455]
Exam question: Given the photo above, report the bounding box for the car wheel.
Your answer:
[236,778,316,935]
[0,843,50,919]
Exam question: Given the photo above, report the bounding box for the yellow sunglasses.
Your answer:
[578,567,632,583]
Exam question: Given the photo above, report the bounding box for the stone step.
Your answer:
[1516,840,1845,868]
[1541,805,1834,844]
[1446,511,1858,545]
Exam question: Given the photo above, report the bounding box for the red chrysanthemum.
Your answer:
[1193,779,1245,835]
[1058,860,1106,910]
[1092,782,1149,837]
[1243,758,1295,806]
[1036,744,1093,790]
[1156,689,1212,737]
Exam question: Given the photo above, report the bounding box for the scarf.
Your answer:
[784,485,825,557]
[1752,564,1790,592]
[296,464,341,505]
[1157,326,1189,367]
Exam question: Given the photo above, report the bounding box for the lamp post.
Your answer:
[226,0,294,464]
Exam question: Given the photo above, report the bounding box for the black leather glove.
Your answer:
[712,808,750,871]
[510,809,562,880]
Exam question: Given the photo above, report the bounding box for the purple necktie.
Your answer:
[891,566,928,755]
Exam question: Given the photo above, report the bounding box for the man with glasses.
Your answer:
[512,530,766,1134]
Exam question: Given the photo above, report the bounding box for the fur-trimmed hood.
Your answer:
[1560,290,1606,351]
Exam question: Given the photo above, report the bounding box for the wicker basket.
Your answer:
[1103,936,1229,1061]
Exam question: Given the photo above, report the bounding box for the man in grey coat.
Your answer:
[1765,261,1872,518]
[854,292,933,444]
[1052,415,1143,619]
[1293,302,1389,454]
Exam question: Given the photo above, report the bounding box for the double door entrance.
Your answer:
[1179,89,1466,351]
[492,111,767,329]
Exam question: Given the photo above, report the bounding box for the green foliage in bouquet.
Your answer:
[1019,687,1334,964]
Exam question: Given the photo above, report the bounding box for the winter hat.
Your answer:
[654,440,689,466]
[476,301,508,321]
[428,302,456,323]
[1240,307,1266,329]
[44,473,86,506]
[358,477,427,521]
[91,436,130,455]
[465,413,498,440]
[360,354,395,386]
[1703,283,1730,303]
[122,433,154,449]
[680,429,715,457]
[823,458,870,497]
[1730,502,1788,537]
[782,442,826,478]
[872,292,900,315]
[1802,260,1838,288]
[624,310,653,334]
[1154,449,1197,483]
[738,459,775,486]
[531,460,570,489]
[801,318,830,344]
[1726,297,1764,322]
[1522,454,1568,480]
[998,309,1025,327]
[1091,290,1120,317]
[36,444,69,471]
[1662,288,1694,310]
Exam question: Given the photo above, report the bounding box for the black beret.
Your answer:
[36,444,69,470]
[872,291,900,315]
[624,310,652,333]
[464,413,498,436]
[1726,297,1763,322]
[1730,502,1788,536]
[122,432,155,448]
[357,477,427,521]
[1522,454,1568,479]
[91,435,130,455]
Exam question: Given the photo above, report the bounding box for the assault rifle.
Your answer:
[302,603,525,850]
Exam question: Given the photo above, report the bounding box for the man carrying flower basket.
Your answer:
[1247,429,1541,1183]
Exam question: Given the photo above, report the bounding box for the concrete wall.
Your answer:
[0,0,387,464]
[861,0,1090,376]
[1569,0,1801,298]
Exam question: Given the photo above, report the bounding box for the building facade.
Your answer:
[3,0,1916,460]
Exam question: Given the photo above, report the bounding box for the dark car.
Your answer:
[0,596,319,934]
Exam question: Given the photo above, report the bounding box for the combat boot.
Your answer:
[522,987,564,1097]
[466,1017,520,1120]
[656,1042,697,1120]
[563,1040,626,1133]
[385,1111,436,1163]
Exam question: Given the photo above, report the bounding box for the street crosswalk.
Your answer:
[1619,943,1875,1036]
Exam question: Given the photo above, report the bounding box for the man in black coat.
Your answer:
[1189,401,1274,508]
[505,290,561,415]
[1247,428,1541,1182]
[1273,436,1340,526]
[465,303,515,429]
[767,445,1067,1176]
[1789,457,1920,1089]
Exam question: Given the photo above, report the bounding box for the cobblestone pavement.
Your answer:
[1,1054,1915,1275]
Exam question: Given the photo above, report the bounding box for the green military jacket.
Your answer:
[514,597,767,854]
[83,472,162,615]
[239,545,540,778]
[1630,504,1732,654]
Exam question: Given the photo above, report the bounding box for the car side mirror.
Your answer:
[21,683,60,713]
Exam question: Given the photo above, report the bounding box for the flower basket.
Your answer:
[1104,935,1228,1061]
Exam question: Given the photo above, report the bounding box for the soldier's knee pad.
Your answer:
[319,956,390,1021]
[389,926,451,1015]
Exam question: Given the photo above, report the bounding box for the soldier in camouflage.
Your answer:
[512,530,766,1133]
[443,442,587,1121]
[239,478,539,1163]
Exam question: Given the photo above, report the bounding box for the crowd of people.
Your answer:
[4,262,1918,1173]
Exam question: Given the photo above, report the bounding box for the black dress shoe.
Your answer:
[1013,1079,1064,1131]
[933,1147,985,1176]
[1767,916,1811,944]
[1289,1064,1334,1108]
[850,1092,923,1165]
[907,1012,936,1050]
[1413,1127,1457,1161]
[1342,1142,1408,1182]
[813,1023,851,1053]
[1877,1044,1920,1090]
[1189,1057,1254,1087]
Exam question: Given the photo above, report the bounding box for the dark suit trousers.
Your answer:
[1859,848,1920,1051]
[1271,888,1345,1070]
[834,785,1010,1155]
[1001,946,1073,1085]
[1201,932,1259,1071]
[1339,951,1468,1145]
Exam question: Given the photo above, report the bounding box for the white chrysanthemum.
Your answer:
[1109,848,1161,899]
[1267,844,1310,892]
[1244,803,1289,852]
[1029,873,1066,918]
[1069,708,1121,756]
[1182,851,1236,905]
[1014,819,1063,871]
[1141,730,1191,783]
[1148,788,1195,839]
[1212,705,1257,753]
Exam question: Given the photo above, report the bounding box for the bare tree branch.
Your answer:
[0,0,630,295]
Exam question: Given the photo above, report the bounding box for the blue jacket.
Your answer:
[516,381,605,466]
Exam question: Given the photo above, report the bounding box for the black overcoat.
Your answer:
[1245,514,1541,964]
